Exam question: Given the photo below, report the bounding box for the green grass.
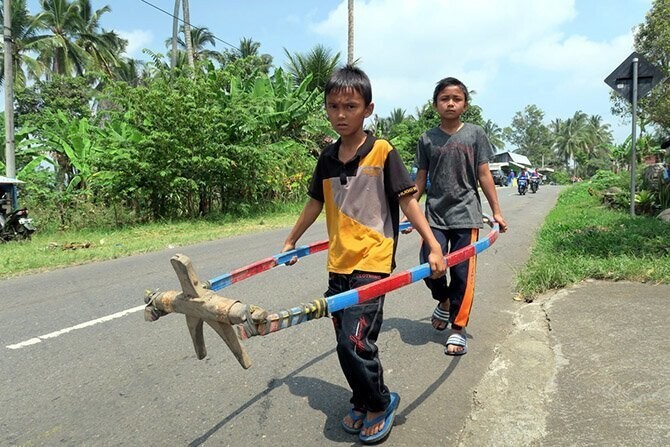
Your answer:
[515,184,670,300]
[0,202,307,279]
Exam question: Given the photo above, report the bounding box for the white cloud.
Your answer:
[118,30,154,59]
[312,0,579,116]
[513,32,634,88]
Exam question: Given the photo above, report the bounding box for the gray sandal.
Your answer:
[445,331,467,356]
[431,306,450,331]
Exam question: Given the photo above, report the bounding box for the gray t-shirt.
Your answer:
[415,123,493,229]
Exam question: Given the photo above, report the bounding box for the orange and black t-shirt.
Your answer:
[308,132,417,275]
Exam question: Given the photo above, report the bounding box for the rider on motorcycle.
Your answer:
[530,168,541,193]
[517,168,530,194]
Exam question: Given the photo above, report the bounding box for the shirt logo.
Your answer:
[360,166,381,177]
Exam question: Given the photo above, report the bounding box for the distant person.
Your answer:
[281,65,446,444]
[410,76,508,356]
[508,170,516,188]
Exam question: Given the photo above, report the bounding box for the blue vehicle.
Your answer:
[517,176,528,195]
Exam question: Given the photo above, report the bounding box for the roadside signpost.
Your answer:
[605,51,666,215]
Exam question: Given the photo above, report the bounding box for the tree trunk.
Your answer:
[171,0,180,69]
[182,0,195,69]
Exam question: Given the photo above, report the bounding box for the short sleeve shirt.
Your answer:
[415,123,493,229]
[309,132,417,274]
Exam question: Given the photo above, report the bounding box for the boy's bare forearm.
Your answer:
[412,169,428,201]
[283,198,323,249]
[399,196,446,278]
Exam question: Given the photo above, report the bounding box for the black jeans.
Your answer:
[327,271,390,413]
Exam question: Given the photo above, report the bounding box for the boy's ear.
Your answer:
[365,102,375,118]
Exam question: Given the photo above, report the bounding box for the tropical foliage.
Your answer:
[1,0,668,235]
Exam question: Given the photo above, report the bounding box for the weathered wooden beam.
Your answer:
[144,254,267,369]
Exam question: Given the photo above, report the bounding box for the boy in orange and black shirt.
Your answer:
[282,65,445,444]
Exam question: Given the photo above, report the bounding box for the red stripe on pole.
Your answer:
[231,257,277,283]
[357,271,413,301]
[448,245,475,267]
[309,241,329,254]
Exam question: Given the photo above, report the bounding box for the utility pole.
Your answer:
[4,0,16,179]
[629,57,638,216]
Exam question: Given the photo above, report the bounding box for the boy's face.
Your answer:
[325,88,373,137]
[434,85,467,120]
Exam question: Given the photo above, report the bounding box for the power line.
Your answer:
[138,0,241,52]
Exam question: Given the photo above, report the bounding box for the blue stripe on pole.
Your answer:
[410,264,431,282]
[327,289,360,313]
[273,245,310,264]
[398,221,411,232]
[474,239,490,254]
[209,274,232,290]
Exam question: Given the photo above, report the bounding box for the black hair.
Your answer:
[324,64,372,106]
[433,77,469,104]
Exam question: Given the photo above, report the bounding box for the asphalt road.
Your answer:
[1,184,561,446]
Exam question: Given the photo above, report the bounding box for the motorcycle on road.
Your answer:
[517,177,528,195]
[530,177,540,193]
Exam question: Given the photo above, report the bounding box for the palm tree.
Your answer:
[32,0,86,76]
[0,0,45,87]
[585,114,612,159]
[483,119,505,152]
[76,0,126,76]
[113,58,147,87]
[32,0,124,78]
[374,108,407,136]
[553,111,589,172]
[284,44,341,91]
[221,37,272,73]
[165,25,224,65]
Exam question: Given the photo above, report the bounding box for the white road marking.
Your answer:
[6,305,146,350]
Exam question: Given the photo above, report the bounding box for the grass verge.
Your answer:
[0,202,306,279]
[515,184,670,300]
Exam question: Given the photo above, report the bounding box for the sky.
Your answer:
[23,0,656,146]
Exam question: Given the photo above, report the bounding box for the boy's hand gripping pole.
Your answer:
[143,254,268,369]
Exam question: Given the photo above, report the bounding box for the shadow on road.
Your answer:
[189,317,464,445]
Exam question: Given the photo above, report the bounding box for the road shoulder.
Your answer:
[458,280,670,446]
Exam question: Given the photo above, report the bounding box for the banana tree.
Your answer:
[39,110,101,191]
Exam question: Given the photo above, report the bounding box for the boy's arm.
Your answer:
[412,169,428,201]
[477,163,508,233]
[402,168,426,232]
[399,195,446,279]
[282,198,324,263]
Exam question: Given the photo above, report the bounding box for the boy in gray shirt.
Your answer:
[412,77,507,355]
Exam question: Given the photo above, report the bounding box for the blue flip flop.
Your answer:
[341,408,366,434]
[359,392,400,444]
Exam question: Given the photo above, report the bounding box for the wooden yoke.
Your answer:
[144,254,268,369]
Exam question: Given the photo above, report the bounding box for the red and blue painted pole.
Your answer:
[205,221,412,291]
[236,217,499,339]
